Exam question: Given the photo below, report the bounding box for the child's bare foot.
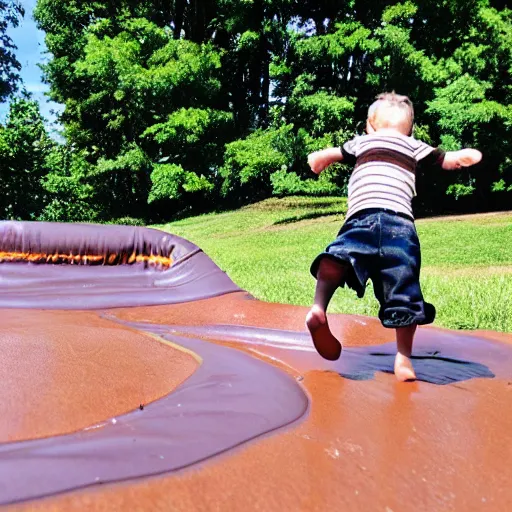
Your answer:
[394,353,417,382]
[306,305,342,361]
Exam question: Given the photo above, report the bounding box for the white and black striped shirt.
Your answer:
[342,131,445,219]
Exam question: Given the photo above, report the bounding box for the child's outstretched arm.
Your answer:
[308,148,344,174]
[442,149,482,170]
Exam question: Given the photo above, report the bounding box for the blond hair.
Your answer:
[367,92,414,135]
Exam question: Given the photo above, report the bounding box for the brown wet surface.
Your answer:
[0,310,198,443]
[22,375,512,512]
[6,294,512,512]
[110,291,384,346]
[2,221,512,511]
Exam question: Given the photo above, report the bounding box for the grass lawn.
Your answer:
[156,197,512,333]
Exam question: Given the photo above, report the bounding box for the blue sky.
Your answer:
[0,0,64,133]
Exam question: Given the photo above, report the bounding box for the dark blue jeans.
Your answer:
[311,208,435,328]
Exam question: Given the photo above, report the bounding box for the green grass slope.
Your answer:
[157,197,512,333]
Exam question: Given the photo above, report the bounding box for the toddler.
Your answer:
[306,92,482,381]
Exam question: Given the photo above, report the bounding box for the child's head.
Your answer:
[366,92,414,136]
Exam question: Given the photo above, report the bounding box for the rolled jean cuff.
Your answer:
[379,302,436,328]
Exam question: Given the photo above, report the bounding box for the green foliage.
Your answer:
[426,76,507,140]
[94,144,151,176]
[0,96,54,219]
[71,19,224,151]
[142,107,233,175]
[148,163,213,203]
[33,8,231,220]
[382,1,418,24]
[0,1,23,101]
[143,108,232,147]
[288,92,355,136]
[108,216,146,226]
[270,168,341,197]
[39,146,99,222]
[21,0,511,221]
[446,183,476,200]
[220,125,293,201]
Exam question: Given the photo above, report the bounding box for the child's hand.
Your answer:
[458,149,482,167]
[308,148,344,174]
[308,151,327,174]
[442,148,483,170]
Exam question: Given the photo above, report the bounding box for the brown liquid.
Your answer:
[4,294,512,511]
[2,222,511,511]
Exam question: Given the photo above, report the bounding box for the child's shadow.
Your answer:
[338,344,495,385]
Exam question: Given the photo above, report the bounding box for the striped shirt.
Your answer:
[342,131,445,219]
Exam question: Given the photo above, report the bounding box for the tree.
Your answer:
[34,6,234,220]
[271,1,512,213]
[33,0,512,220]
[0,0,23,101]
[0,96,54,219]
[39,145,99,222]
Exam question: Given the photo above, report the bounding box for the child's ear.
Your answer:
[366,120,376,134]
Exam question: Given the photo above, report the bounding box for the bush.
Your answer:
[270,168,342,196]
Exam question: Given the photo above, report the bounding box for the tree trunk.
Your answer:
[173,0,185,39]
[260,40,270,128]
